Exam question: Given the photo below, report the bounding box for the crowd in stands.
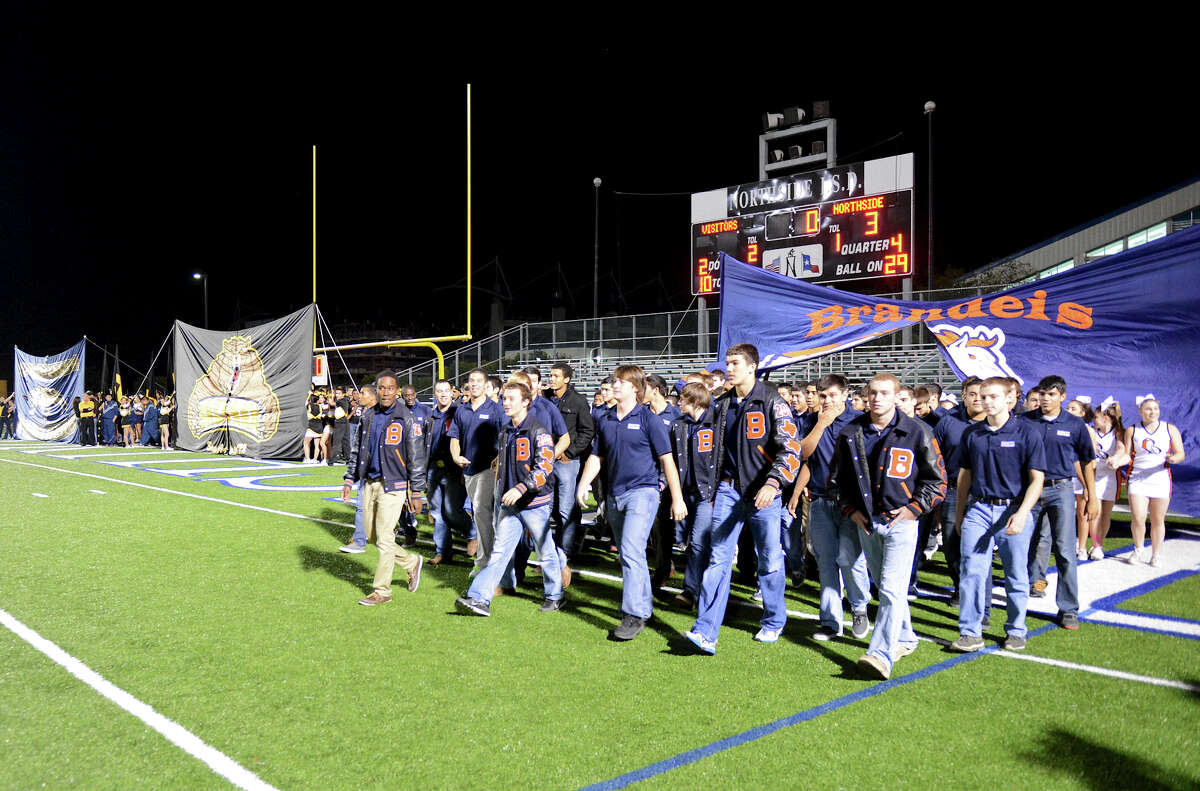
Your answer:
[332,347,1184,680]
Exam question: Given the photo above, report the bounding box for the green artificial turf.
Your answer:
[1121,571,1200,622]
[2,442,1199,790]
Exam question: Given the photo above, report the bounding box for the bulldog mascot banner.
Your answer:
[718,225,1200,516]
[173,305,314,459]
[13,339,86,442]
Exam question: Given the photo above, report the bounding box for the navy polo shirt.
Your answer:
[448,398,500,474]
[805,407,862,497]
[720,394,745,479]
[592,402,671,497]
[959,415,1046,500]
[366,402,396,478]
[529,397,568,442]
[427,404,457,467]
[933,411,975,481]
[1021,409,1095,480]
[407,401,432,421]
[650,402,681,430]
[591,403,613,423]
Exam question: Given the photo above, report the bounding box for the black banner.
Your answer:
[173,305,314,459]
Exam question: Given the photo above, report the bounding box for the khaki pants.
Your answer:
[361,480,421,596]
[464,469,496,568]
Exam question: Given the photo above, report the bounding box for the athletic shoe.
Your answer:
[857,653,890,680]
[751,589,763,603]
[674,590,697,610]
[455,595,490,616]
[1030,580,1047,598]
[896,641,918,658]
[851,612,870,640]
[1125,548,1143,564]
[465,538,479,557]
[611,614,646,641]
[1003,634,1027,651]
[561,564,572,589]
[753,627,782,643]
[1149,555,1161,568]
[813,625,838,642]
[429,554,445,566]
[358,592,391,606]
[539,598,564,613]
[339,543,365,554]
[1059,612,1079,630]
[684,630,717,655]
[950,634,985,652]
[1077,548,1088,561]
[407,556,423,593]
[1089,546,1105,561]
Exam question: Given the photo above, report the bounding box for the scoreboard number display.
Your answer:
[691,154,914,296]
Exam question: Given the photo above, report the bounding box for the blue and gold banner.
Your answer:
[718,225,1200,515]
[13,339,86,442]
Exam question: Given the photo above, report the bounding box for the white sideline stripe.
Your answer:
[32,492,48,498]
[0,607,279,791]
[90,489,107,495]
[0,458,349,530]
[989,649,1200,693]
[1083,609,1200,637]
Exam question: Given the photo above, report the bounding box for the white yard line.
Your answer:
[0,607,279,791]
[988,649,1200,693]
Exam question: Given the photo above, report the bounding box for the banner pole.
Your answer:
[312,144,317,349]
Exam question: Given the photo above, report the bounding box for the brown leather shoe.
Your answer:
[429,555,444,566]
[561,564,572,588]
[494,586,516,597]
[358,592,391,606]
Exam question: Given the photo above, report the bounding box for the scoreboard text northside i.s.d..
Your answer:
[690,153,914,296]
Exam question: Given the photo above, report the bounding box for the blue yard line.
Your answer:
[1079,616,1200,641]
[580,624,1057,791]
[1088,568,1200,611]
[1108,607,1200,627]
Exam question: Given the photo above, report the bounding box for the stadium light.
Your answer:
[781,106,806,126]
[192,271,208,328]
[787,144,803,159]
[762,112,784,132]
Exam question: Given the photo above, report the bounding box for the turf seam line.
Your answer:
[580,624,1058,790]
[988,649,1200,692]
[0,607,280,791]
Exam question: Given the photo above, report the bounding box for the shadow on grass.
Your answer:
[296,545,373,593]
[1019,727,1198,790]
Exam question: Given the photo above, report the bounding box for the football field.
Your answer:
[1,441,1198,790]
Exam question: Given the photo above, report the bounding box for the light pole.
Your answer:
[925,100,935,295]
[193,272,208,328]
[593,177,602,319]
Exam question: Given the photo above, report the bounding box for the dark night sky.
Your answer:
[3,24,1197,388]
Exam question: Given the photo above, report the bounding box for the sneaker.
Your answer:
[684,630,717,655]
[1148,555,1161,568]
[358,592,391,606]
[455,595,490,617]
[612,614,646,641]
[1059,612,1079,630]
[561,564,572,589]
[754,627,782,643]
[813,625,838,642]
[1004,634,1027,651]
[751,589,763,603]
[857,653,890,680]
[539,597,564,613]
[407,556,423,593]
[851,612,870,640]
[674,590,697,610]
[1124,548,1142,564]
[466,538,479,557]
[1030,580,1047,598]
[339,543,366,554]
[950,634,985,652]
[1089,546,1104,561]
[896,641,918,658]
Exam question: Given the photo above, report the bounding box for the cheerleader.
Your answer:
[1083,398,1130,559]
[304,392,324,464]
[1066,398,1098,560]
[1124,396,1185,566]
[119,397,136,447]
[158,395,173,449]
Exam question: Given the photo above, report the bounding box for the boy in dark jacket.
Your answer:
[456,381,563,616]
[671,383,717,610]
[834,373,946,680]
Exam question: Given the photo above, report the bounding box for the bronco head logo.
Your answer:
[188,335,280,444]
[929,323,1023,384]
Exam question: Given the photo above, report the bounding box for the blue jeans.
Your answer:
[681,493,716,597]
[350,483,368,548]
[468,504,561,604]
[607,487,661,620]
[552,458,582,559]
[1027,479,1079,615]
[691,482,787,642]
[959,502,1032,638]
[808,497,870,634]
[940,489,961,591]
[428,466,475,558]
[859,517,919,672]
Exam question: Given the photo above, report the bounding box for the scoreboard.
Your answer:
[691,154,914,296]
